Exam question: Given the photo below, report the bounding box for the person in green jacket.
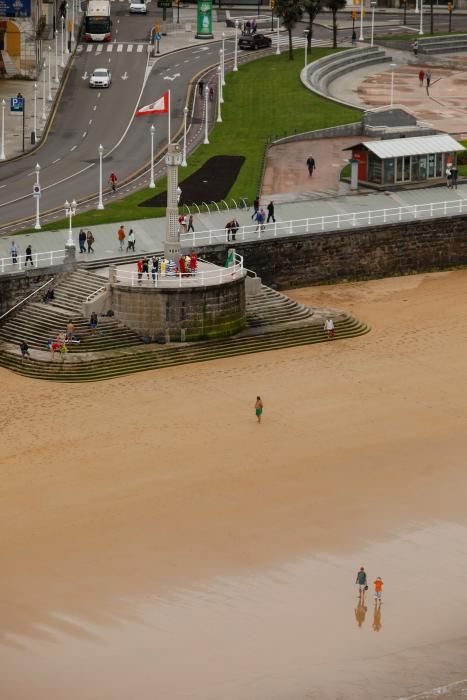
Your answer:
[356,567,367,598]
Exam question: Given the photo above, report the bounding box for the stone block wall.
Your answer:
[110,276,246,341]
[0,269,65,317]
[198,214,467,289]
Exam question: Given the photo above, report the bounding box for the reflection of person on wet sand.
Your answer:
[373,601,382,632]
[355,599,367,628]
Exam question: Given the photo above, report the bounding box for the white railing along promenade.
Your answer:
[180,197,467,247]
[0,249,66,274]
[113,254,244,288]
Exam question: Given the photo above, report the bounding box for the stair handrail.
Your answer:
[84,285,106,303]
[0,278,53,323]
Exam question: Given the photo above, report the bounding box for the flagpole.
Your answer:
[168,89,171,145]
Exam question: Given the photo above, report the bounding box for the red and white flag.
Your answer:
[135,92,169,116]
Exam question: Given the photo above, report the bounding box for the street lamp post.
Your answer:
[221,32,226,86]
[64,199,77,247]
[149,124,156,188]
[233,19,239,72]
[415,0,419,13]
[60,16,65,68]
[401,0,407,25]
[33,82,38,143]
[219,49,224,104]
[370,1,377,47]
[71,0,75,48]
[203,85,209,145]
[419,0,424,33]
[97,144,104,209]
[0,99,5,161]
[304,29,309,69]
[276,16,281,54]
[41,63,46,120]
[47,46,53,100]
[217,66,222,123]
[359,0,364,41]
[34,163,41,230]
[390,62,396,106]
[54,24,59,82]
[448,1,453,31]
[182,106,188,167]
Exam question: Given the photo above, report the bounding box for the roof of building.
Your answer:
[345,134,465,159]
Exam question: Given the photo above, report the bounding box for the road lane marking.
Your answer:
[137,44,143,52]
[117,44,123,52]
[107,44,113,52]
[127,44,133,52]
[86,45,92,52]
[96,45,103,53]
[52,158,61,163]
[0,185,6,189]
[70,145,77,151]
[82,131,87,138]
[122,71,128,80]
[81,71,88,79]
[93,105,97,110]
[108,57,111,63]
[88,119,93,124]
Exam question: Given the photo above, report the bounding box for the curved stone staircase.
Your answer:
[0,272,370,382]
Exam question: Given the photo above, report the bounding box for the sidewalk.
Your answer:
[1,182,465,264]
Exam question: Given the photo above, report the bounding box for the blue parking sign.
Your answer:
[10,97,24,113]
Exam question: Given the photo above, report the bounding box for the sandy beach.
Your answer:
[2,269,467,699]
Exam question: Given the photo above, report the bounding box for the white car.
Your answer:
[129,0,147,13]
[89,68,112,88]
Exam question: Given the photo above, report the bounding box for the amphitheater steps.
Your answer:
[0,316,370,382]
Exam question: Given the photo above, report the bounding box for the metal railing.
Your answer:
[113,254,244,288]
[0,278,54,323]
[180,197,467,247]
[0,250,66,275]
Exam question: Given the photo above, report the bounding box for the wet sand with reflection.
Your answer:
[2,270,467,699]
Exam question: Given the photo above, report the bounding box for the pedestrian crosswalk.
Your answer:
[77,42,148,53]
[275,36,332,48]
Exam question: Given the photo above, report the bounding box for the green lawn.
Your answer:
[37,48,361,232]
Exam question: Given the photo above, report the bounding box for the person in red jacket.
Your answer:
[137,258,143,284]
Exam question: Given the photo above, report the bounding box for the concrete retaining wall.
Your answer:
[0,268,66,316]
[198,214,467,289]
[110,276,246,341]
[272,122,362,146]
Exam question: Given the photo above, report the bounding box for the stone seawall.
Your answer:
[198,214,467,289]
[0,270,62,317]
[110,275,246,341]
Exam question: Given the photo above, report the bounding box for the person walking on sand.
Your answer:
[418,69,425,87]
[255,396,263,423]
[374,576,384,603]
[306,156,316,177]
[324,318,335,339]
[117,225,125,252]
[356,567,367,597]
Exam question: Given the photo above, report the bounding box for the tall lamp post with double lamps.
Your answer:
[0,99,6,161]
[390,62,397,106]
[304,29,310,68]
[419,0,424,34]
[221,32,226,86]
[203,85,209,145]
[182,106,188,167]
[359,0,365,41]
[219,49,224,103]
[47,46,53,101]
[64,199,77,248]
[97,143,104,210]
[60,16,65,68]
[276,16,281,54]
[33,82,38,143]
[370,1,377,47]
[233,19,239,72]
[41,62,46,121]
[149,124,156,188]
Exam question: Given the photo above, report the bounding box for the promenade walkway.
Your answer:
[1,182,465,264]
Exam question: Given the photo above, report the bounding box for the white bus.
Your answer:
[84,0,112,42]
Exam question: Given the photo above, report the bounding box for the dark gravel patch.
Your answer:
[139,155,245,207]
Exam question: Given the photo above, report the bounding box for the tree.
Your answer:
[303,0,323,51]
[325,0,346,49]
[275,0,303,60]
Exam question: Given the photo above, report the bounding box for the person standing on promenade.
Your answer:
[374,577,384,603]
[418,69,425,87]
[86,230,95,253]
[426,70,432,95]
[127,229,136,252]
[451,164,458,189]
[252,195,260,220]
[117,225,126,252]
[267,201,275,223]
[356,567,367,598]
[255,396,263,423]
[11,241,18,264]
[446,166,452,188]
[25,244,33,267]
[187,214,195,233]
[79,229,87,253]
[306,156,316,177]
